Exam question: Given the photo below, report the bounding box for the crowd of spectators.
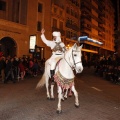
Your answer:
[94,54,120,85]
[0,55,45,84]
[1,53,120,85]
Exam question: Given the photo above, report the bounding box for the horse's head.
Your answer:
[67,43,83,74]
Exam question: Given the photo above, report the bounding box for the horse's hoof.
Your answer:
[50,98,55,100]
[64,97,67,100]
[75,104,80,108]
[56,110,62,114]
[47,97,50,100]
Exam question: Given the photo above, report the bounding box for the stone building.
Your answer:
[80,0,115,59]
[0,0,115,60]
[0,0,51,59]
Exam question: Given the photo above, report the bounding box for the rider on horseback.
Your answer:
[41,28,66,85]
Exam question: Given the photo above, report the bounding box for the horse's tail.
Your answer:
[36,61,49,90]
[36,72,46,89]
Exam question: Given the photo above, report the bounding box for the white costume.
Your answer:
[41,31,66,70]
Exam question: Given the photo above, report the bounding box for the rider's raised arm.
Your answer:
[41,28,52,47]
[41,34,49,45]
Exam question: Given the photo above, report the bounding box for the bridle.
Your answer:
[64,49,82,70]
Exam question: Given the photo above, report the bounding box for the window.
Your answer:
[38,3,42,12]
[71,9,73,15]
[60,10,63,16]
[54,7,57,13]
[0,1,6,11]
[66,7,70,14]
[37,21,41,31]
[59,21,63,30]
[53,18,57,28]
[66,31,71,38]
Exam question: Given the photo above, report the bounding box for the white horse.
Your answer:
[36,43,83,113]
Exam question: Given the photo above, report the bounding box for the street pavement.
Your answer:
[0,67,120,120]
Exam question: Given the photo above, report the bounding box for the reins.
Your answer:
[64,50,82,70]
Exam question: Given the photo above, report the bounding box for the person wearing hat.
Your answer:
[41,28,66,84]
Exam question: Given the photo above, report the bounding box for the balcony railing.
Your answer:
[66,23,79,31]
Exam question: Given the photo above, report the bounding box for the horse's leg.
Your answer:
[45,76,50,99]
[57,86,62,114]
[71,86,79,107]
[68,89,73,97]
[50,84,55,100]
[64,88,68,99]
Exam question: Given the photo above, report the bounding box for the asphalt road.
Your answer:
[0,67,120,120]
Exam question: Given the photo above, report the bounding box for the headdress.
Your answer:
[52,31,61,42]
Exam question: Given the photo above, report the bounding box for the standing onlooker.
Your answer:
[32,59,39,76]
[13,57,20,80]
[18,59,26,80]
[0,56,6,82]
[41,58,46,65]
[28,58,34,75]
[4,58,15,83]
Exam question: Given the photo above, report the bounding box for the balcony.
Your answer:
[81,15,91,21]
[98,27,105,32]
[69,0,79,7]
[66,23,79,31]
[81,5,91,12]
[81,26,91,32]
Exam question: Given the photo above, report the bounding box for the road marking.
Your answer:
[91,87,102,91]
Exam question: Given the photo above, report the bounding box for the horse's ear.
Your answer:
[80,44,83,49]
[78,44,83,50]
[73,43,78,49]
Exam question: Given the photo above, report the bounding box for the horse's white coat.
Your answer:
[36,43,83,113]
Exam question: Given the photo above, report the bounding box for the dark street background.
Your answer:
[0,67,120,120]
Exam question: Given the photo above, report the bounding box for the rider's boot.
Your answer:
[50,70,55,85]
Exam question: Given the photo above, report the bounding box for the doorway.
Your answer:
[0,37,17,57]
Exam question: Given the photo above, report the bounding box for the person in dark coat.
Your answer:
[0,56,6,82]
[4,58,16,83]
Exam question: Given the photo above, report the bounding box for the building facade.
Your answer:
[51,0,80,49]
[51,0,65,44]
[117,0,120,30]
[0,0,51,59]
[80,0,115,59]
[0,0,115,60]
[64,0,80,48]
